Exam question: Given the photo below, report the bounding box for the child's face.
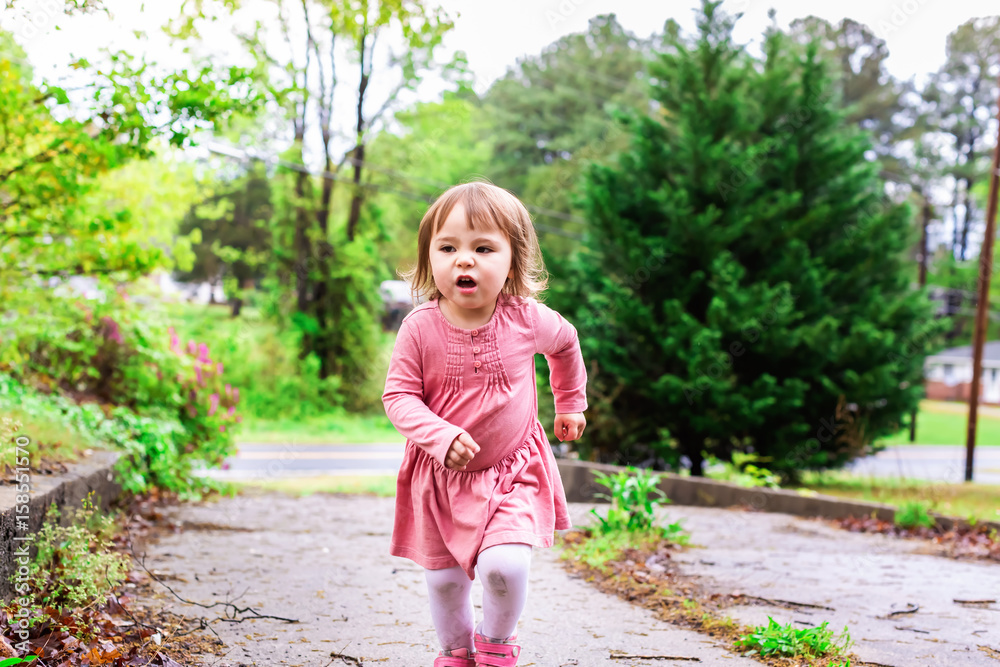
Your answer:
[430,202,513,312]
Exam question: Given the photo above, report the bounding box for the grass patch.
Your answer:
[557,526,860,666]
[564,526,674,575]
[234,474,397,497]
[236,411,400,444]
[735,616,851,660]
[879,400,1000,446]
[796,470,1000,523]
[2,408,83,471]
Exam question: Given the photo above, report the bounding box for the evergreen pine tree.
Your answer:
[557,1,947,478]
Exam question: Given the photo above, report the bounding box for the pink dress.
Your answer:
[382,293,588,580]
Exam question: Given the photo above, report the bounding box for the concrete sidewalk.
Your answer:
[140,491,999,667]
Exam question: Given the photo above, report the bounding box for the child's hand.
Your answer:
[555,413,586,442]
[446,432,480,471]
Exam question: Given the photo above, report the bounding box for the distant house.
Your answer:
[924,341,1000,405]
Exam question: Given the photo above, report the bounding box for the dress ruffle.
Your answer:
[390,418,572,581]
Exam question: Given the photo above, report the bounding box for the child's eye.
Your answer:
[477,247,492,253]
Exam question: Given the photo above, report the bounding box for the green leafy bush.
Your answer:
[0,281,241,497]
[735,616,851,658]
[15,495,130,613]
[706,452,782,488]
[894,500,936,530]
[588,466,688,543]
[159,300,355,420]
[0,372,229,499]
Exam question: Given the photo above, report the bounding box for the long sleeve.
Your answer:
[382,319,465,468]
[530,299,589,414]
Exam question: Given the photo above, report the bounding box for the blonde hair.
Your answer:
[400,180,548,304]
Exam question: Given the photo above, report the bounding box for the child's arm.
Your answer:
[531,299,589,416]
[382,319,466,468]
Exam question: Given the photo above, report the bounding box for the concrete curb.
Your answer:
[555,458,1000,532]
[0,450,125,602]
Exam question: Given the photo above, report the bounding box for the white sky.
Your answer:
[6,0,999,90]
[2,0,998,166]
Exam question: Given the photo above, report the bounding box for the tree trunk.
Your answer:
[959,176,975,261]
[689,448,704,477]
[346,142,366,242]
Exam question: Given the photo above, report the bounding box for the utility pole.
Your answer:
[965,73,1000,482]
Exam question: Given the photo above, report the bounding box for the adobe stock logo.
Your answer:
[544,0,590,29]
[3,0,64,42]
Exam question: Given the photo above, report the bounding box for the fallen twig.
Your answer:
[324,641,364,666]
[955,599,996,604]
[895,626,930,634]
[127,527,299,628]
[886,603,920,618]
[735,594,835,611]
[609,655,700,662]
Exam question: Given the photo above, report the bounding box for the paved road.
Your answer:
[846,445,1000,485]
[144,492,1000,667]
[200,442,406,480]
[202,442,1000,485]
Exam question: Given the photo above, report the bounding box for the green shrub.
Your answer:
[894,500,936,530]
[159,301,360,420]
[588,466,688,543]
[0,372,231,499]
[706,452,781,488]
[735,616,851,658]
[15,495,130,613]
[0,281,241,497]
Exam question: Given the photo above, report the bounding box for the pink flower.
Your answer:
[187,340,196,354]
[169,331,180,352]
[217,362,224,374]
[198,343,210,362]
[225,384,232,397]
[208,393,219,416]
[233,388,239,403]
[236,415,243,423]
[101,316,123,344]
[222,461,230,470]
[195,366,204,387]
[227,406,235,417]
[219,425,226,433]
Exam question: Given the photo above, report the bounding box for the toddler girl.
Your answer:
[382,181,588,666]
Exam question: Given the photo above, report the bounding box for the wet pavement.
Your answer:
[141,491,1000,667]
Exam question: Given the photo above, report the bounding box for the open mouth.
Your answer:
[457,277,477,288]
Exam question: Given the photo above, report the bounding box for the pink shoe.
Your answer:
[433,647,475,667]
[473,627,521,667]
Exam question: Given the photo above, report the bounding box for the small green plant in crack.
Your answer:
[588,466,689,543]
[734,616,852,659]
[894,500,936,530]
[13,493,130,629]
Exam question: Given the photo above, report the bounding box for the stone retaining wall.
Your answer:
[556,458,1000,532]
[0,450,124,602]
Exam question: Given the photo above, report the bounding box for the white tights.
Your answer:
[423,543,532,654]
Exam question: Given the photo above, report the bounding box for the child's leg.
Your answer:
[475,543,532,640]
[424,565,475,654]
